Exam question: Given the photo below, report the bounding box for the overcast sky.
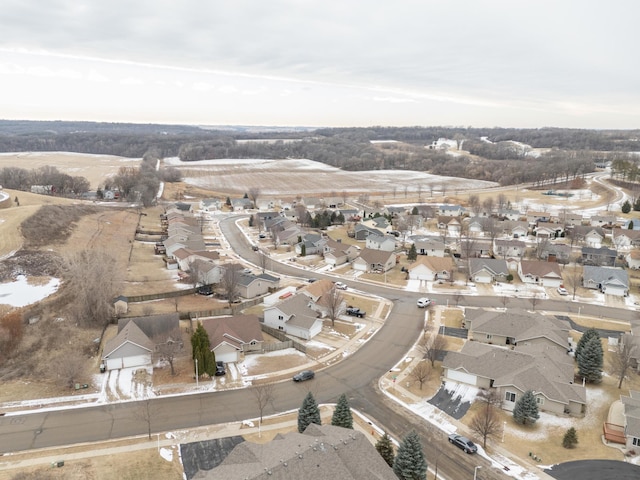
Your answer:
[1,1,638,129]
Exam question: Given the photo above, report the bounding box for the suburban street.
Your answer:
[1,215,638,479]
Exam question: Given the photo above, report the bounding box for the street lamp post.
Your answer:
[195,358,199,388]
[502,421,506,442]
[474,466,482,480]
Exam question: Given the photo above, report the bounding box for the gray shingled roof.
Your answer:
[103,321,154,357]
[276,293,321,330]
[469,258,509,276]
[193,424,397,480]
[583,265,629,288]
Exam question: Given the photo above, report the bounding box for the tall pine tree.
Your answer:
[577,335,603,383]
[375,432,395,468]
[575,328,599,359]
[331,393,353,429]
[393,430,427,480]
[512,390,540,425]
[407,243,417,261]
[297,391,321,433]
[190,322,216,377]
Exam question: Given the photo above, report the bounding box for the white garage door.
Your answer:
[446,369,477,386]
[215,351,237,364]
[106,354,151,370]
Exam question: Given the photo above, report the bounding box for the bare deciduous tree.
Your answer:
[258,251,269,273]
[55,352,86,388]
[135,398,154,440]
[470,392,502,448]
[529,292,540,311]
[425,334,447,367]
[409,360,431,390]
[247,187,261,208]
[322,285,345,327]
[251,383,276,430]
[156,330,184,376]
[219,265,241,309]
[610,339,638,389]
[57,249,122,327]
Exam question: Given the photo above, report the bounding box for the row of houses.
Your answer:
[442,309,586,417]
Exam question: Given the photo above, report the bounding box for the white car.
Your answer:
[557,286,568,296]
[417,297,432,308]
[334,282,348,290]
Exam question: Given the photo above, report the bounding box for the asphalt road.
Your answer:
[545,459,640,479]
[1,214,637,480]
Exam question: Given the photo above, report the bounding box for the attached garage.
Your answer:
[103,322,154,371]
[444,368,478,386]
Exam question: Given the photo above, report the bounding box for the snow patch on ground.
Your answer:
[0,275,60,307]
[159,447,173,462]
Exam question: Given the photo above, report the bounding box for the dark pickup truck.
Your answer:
[346,307,366,318]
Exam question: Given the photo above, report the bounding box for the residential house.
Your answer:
[193,424,398,480]
[352,248,396,273]
[539,243,572,264]
[626,250,640,270]
[295,233,327,255]
[354,223,382,241]
[526,211,550,225]
[534,222,563,240]
[102,321,154,371]
[582,265,629,296]
[262,292,323,340]
[612,228,640,249]
[319,196,342,208]
[559,211,584,227]
[464,309,571,350]
[458,239,493,259]
[166,202,193,214]
[518,260,563,287]
[275,225,303,246]
[581,246,617,266]
[299,279,345,318]
[407,256,454,281]
[570,226,605,248]
[620,391,640,450]
[338,208,360,221]
[438,204,465,217]
[362,216,390,234]
[199,198,222,212]
[163,234,206,258]
[187,258,224,285]
[236,272,280,299]
[103,313,181,371]
[255,199,280,211]
[590,214,617,228]
[200,315,264,364]
[442,341,586,416]
[446,217,461,237]
[412,237,446,257]
[500,220,529,238]
[254,211,280,230]
[322,238,359,267]
[497,208,523,221]
[231,197,253,211]
[466,217,485,236]
[365,234,396,252]
[493,238,526,259]
[468,258,509,283]
[620,325,640,372]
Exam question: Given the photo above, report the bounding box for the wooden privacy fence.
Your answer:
[603,422,626,444]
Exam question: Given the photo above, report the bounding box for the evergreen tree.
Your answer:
[512,390,540,425]
[622,200,632,214]
[190,322,216,377]
[393,430,427,480]
[331,393,353,429]
[634,197,640,212]
[575,328,600,359]
[407,243,417,261]
[562,427,578,448]
[411,206,419,215]
[297,392,321,433]
[629,221,634,230]
[375,432,395,468]
[577,335,603,383]
[226,196,231,206]
[301,243,306,256]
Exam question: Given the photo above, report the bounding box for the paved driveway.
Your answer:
[545,459,640,479]
[428,383,474,420]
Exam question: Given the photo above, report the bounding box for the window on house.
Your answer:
[633,437,640,447]
[505,392,516,402]
[486,334,492,340]
[278,315,283,320]
[536,397,544,405]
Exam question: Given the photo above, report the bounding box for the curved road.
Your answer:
[1,215,638,479]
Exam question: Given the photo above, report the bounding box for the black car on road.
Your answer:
[293,370,315,382]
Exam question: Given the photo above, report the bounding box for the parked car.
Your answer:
[258,233,266,239]
[197,285,213,296]
[417,297,432,308]
[346,306,366,318]
[557,285,568,295]
[293,370,315,382]
[215,361,226,376]
[334,282,348,290]
[252,245,259,251]
[448,433,477,454]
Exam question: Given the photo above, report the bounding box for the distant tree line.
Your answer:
[1,121,637,186]
[0,165,90,195]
